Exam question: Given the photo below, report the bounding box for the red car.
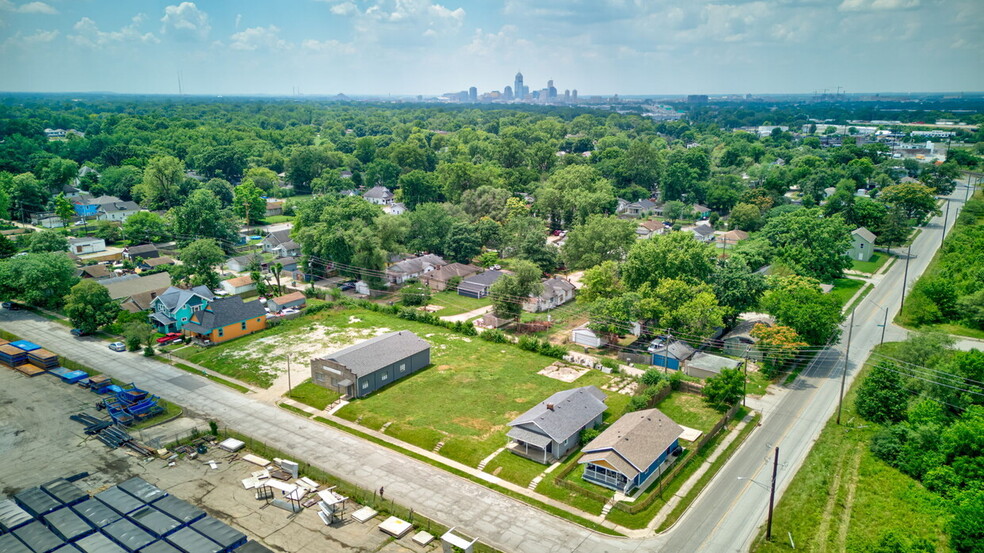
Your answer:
[157,332,183,344]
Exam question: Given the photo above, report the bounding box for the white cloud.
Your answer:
[230,25,288,51]
[161,2,211,41]
[301,38,356,55]
[235,13,242,30]
[330,2,358,16]
[0,0,57,14]
[1,28,57,50]
[839,0,920,12]
[69,15,159,48]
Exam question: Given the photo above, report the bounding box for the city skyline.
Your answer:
[0,1,982,96]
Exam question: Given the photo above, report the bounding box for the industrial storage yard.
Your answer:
[0,366,441,553]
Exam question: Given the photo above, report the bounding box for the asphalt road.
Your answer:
[0,180,971,553]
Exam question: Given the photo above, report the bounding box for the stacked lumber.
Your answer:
[28,348,59,370]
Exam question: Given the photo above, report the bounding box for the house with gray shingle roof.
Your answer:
[507,386,607,464]
[523,277,575,312]
[363,186,394,205]
[457,270,504,298]
[578,408,683,493]
[148,285,215,333]
[310,331,431,399]
[847,227,877,262]
[182,296,267,344]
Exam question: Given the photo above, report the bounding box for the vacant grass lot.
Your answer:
[654,392,722,432]
[850,252,889,274]
[827,277,866,307]
[289,379,340,410]
[752,343,950,552]
[482,450,547,487]
[416,290,490,317]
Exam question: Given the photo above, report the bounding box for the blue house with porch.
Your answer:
[579,408,684,493]
[148,286,215,333]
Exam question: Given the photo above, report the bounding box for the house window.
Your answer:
[192,305,201,312]
[362,381,368,389]
[241,322,247,331]
[381,373,388,381]
[399,363,406,372]
[181,317,187,322]
[218,328,224,337]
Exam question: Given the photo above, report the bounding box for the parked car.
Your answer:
[339,281,356,291]
[2,302,20,310]
[70,328,88,337]
[156,332,183,344]
[108,342,126,352]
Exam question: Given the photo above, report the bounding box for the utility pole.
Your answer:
[880,307,888,345]
[837,309,855,425]
[900,242,912,311]
[742,350,749,407]
[940,198,950,247]
[767,446,779,541]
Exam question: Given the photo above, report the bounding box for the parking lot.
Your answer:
[0,366,439,553]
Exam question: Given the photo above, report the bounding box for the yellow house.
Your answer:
[183,296,266,344]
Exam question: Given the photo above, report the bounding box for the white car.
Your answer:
[108,342,126,352]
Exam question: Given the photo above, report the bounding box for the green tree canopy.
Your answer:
[0,252,78,308]
[490,259,543,320]
[560,214,636,271]
[622,231,716,289]
[64,279,120,334]
[761,207,852,281]
[761,275,842,344]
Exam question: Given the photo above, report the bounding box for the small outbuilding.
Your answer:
[267,291,306,313]
[649,339,695,370]
[848,227,877,262]
[67,237,106,255]
[684,352,743,379]
[571,326,606,348]
[220,275,256,296]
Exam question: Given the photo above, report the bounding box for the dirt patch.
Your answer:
[435,365,453,372]
[419,305,444,312]
[537,362,589,382]
[452,417,492,431]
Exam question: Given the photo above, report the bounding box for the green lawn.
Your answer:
[413,290,490,317]
[262,215,295,224]
[752,344,951,552]
[482,451,547,487]
[653,392,722,432]
[288,379,340,410]
[850,252,889,274]
[827,277,866,308]
[744,369,771,396]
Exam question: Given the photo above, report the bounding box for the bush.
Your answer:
[669,370,684,390]
[580,427,601,446]
[143,346,155,357]
[627,396,649,412]
[641,368,665,387]
[480,329,509,343]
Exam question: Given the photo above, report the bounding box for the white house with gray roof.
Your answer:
[523,277,575,312]
[506,386,607,464]
[386,254,446,285]
[847,227,877,262]
[310,331,430,399]
[363,186,394,205]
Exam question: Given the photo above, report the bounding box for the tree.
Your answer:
[750,324,807,378]
[760,208,852,281]
[761,275,842,344]
[663,200,689,222]
[178,239,225,290]
[1,172,46,220]
[401,280,431,306]
[443,220,482,264]
[0,234,15,259]
[711,256,767,322]
[171,189,237,247]
[123,211,170,243]
[64,280,120,335]
[36,157,79,192]
[54,193,75,227]
[638,279,727,339]
[407,203,457,256]
[856,361,910,424]
[920,162,960,195]
[136,155,184,210]
[460,185,511,222]
[641,368,666,388]
[950,488,984,553]
[560,215,636,270]
[577,260,624,304]
[704,368,745,409]
[622,232,716,289]
[879,182,941,224]
[0,252,78,308]
[122,321,154,351]
[204,178,235,207]
[27,230,68,253]
[93,221,122,243]
[233,180,266,224]
[244,167,281,193]
[535,165,616,227]
[94,165,142,200]
[286,146,332,193]
[490,259,543,320]
[399,170,443,209]
[728,202,763,232]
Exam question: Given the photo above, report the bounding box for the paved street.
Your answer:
[0,181,973,553]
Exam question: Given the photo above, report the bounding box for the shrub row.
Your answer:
[517,335,566,359]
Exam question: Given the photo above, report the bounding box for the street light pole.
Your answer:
[837,309,855,425]
[767,446,779,541]
[900,242,912,311]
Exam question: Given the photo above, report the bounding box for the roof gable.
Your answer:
[509,386,607,442]
[319,331,430,378]
[580,408,683,477]
[186,296,266,332]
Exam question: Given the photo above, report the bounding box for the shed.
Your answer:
[102,519,155,552]
[71,499,121,529]
[164,527,222,553]
[219,275,256,296]
[571,327,606,348]
[41,479,88,507]
[127,507,181,539]
[94,487,144,517]
[74,533,127,553]
[67,237,107,255]
[116,478,166,504]
[685,352,742,379]
[15,487,63,517]
[149,497,204,525]
[649,340,695,370]
[0,499,34,531]
[12,520,65,553]
[43,507,95,542]
[267,292,306,314]
[190,517,247,550]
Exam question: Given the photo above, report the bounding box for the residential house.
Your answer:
[67,237,106,255]
[457,270,503,299]
[717,230,749,247]
[506,386,607,464]
[310,331,431,399]
[73,166,98,188]
[684,352,742,379]
[636,220,665,239]
[182,296,267,345]
[363,186,394,206]
[386,254,447,286]
[578,408,684,493]
[721,315,774,361]
[123,244,160,261]
[30,212,65,228]
[571,327,607,348]
[692,204,712,219]
[260,230,293,254]
[226,253,266,273]
[139,257,174,271]
[385,202,407,216]
[264,200,284,217]
[420,262,480,292]
[524,277,575,312]
[691,223,715,243]
[615,198,630,215]
[272,256,299,272]
[624,199,660,218]
[148,285,215,333]
[267,291,306,313]
[649,339,695,370]
[100,272,172,301]
[220,275,256,296]
[339,170,353,179]
[77,264,112,280]
[271,240,301,258]
[120,288,168,314]
[96,200,140,222]
[847,227,877,262]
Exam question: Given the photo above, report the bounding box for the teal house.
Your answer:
[149,286,215,333]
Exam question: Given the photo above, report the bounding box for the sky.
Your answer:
[0,0,982,97]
